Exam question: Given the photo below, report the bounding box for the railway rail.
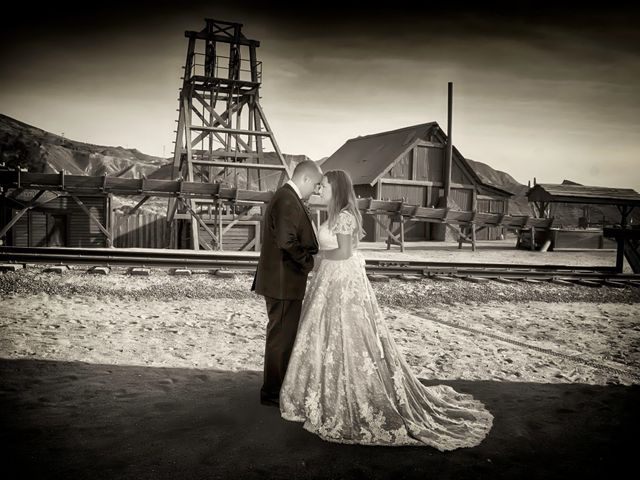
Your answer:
[1,246,640,285]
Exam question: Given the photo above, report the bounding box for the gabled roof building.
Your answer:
[321,122,512,241]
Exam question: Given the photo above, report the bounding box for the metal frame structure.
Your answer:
[167,18,292,250]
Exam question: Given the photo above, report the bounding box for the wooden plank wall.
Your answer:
[476,198,507,240]
[178,220,261,251]
[379,184,427,240]
[11,196,106,247]
[354,184,377,242]
[114,213,167,248]
[414,146,443,181]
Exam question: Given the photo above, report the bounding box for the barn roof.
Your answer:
[321,123,438,185]
[527,184,640,206]
[320,122,512,197]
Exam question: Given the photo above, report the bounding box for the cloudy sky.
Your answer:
[1,1,638,188]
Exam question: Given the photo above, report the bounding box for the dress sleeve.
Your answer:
[331,211,355,235]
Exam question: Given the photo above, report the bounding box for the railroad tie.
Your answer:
[519,277,542,284]
[171,268,192,276]
[43,265,69,274]
[88,266,110,275]
[399,274,422,282]
[429,274,457,282]
[0,264,24,272]
[214,269,236,279]
[572,279,603,288]
[493,276,516,284]
[368,274,390,282]
[128,267,150,276]
[461,276,489,284]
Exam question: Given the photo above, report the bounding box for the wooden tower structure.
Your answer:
[167,19,291,250]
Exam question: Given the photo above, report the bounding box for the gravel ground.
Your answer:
[1,267,638,305]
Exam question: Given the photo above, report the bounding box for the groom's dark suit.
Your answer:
[252,183,318,403]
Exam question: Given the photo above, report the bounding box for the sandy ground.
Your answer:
[1,296,638,386]
[0,245,638,479]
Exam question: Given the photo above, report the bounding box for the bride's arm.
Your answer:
[322,233,352,261]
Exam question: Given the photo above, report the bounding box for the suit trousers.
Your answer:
[261,296,303,400]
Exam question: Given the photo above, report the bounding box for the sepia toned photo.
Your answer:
[1,1,638,479]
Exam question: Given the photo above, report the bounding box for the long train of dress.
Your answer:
[280,213,493,450]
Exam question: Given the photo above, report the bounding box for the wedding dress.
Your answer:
[280,211,493,450]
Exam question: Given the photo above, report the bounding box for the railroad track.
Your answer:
[1,246,640,286]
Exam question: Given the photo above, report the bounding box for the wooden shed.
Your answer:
[527,183,640,228]
[1,190,110,248]
[321,123,513,241]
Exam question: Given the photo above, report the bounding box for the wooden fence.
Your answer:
[114,213,167,248]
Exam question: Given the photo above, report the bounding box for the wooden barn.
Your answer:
[0,190,111,248]
[320,122,513,242]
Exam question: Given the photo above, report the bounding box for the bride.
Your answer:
[279,169,493,450]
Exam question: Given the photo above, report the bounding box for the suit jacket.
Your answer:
[252,184,319,300]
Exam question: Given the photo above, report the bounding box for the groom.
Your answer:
[252,160,323,407]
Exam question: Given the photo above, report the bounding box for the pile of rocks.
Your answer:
[1,267,638,305]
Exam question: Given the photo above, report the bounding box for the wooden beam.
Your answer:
[183,95,201,251]
[190,125,271,136]
[70,195,112,246]
[371,215,401,247]
[184,30,259,47]
[0,190,46,239]
[190,160,286,171]
[415,140,446,148]
[471,223,477,252]
[368,138,423,187]
[241,237,257,252]
[191,102,210,128]
[531,225,536,251]
[254,100,293,180]
[218,199,223,251]
[445,223,472,243]
[221,208,255,235]
[458,224,466,249]
[380,178,476,189]
[180,197,219,247]
[191,150,262,159]
[128,196,151,215]
[615,238,625,273]
[190,100,251,151]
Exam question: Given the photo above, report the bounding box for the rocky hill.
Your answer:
[0,114,167,179]
[466,158,531,216]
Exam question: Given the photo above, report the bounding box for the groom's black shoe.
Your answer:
[260,394,280,408]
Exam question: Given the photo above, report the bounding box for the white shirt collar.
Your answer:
[286,179,302,200]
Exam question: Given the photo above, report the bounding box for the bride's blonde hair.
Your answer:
[325,170,365,241]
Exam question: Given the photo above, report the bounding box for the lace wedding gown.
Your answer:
[280,211,493,450]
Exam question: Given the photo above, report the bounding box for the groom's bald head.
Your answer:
[291,160,323,200]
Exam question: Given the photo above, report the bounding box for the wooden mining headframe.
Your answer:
[166,18,291,250]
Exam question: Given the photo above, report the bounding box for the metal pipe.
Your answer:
[444,82,453,204]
